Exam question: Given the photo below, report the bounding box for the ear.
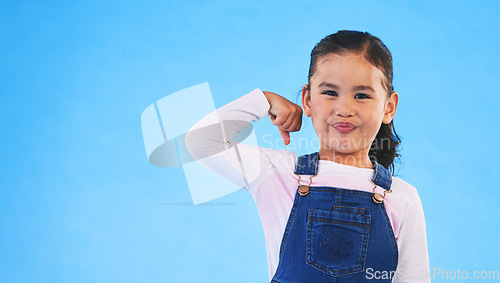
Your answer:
[302,84,312,117]
[383,91,398,124]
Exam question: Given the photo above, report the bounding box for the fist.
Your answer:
[263,91,303,145]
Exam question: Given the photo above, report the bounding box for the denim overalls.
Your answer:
[271,152,398,283]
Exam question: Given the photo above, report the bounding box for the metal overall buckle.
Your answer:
[371,180,392,203]
[294,173,318,196]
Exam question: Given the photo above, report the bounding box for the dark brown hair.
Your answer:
[299,30,401,174]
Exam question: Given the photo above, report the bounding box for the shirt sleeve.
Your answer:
[393,189,431,282]
[184,88,277,195]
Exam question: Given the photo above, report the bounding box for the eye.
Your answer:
[355,93,370,99]
[322,91,338,96]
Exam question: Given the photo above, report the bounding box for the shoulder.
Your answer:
[390,176,425,220]
[389,176,424,213]
[391,176,420,198]
[256,147,298,174]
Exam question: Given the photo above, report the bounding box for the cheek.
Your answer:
[312,97,324,109]
[311,99,330,119]
[310,100,321,119]
[360,110,385,134]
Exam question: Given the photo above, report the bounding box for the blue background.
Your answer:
[1,0,499,282]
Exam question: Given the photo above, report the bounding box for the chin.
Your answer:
[321,142,356,153]
[331,147,358,154]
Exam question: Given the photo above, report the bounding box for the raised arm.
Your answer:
[184,88,303,194]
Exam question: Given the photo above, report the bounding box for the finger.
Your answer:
[291,115,302,132]
[280,115,295,131]
[270,112,289,127]
[280,111,301,132]
[286,121,300,133]
[278,127,290,145]
[282,111,302,132]
[295,108,303,131]
[296,117,302,131]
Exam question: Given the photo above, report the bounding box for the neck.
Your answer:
[318,147,373,169]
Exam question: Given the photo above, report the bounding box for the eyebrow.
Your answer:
[317,82,376,92]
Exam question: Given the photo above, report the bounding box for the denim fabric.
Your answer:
[271,152,398,283]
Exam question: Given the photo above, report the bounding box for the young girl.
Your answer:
[185,30,429,282]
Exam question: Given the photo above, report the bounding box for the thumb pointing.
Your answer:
[278,127,290,146]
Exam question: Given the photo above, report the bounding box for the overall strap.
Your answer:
[372,161,393,191]
[294,152,393,191]
[294,152,319,176]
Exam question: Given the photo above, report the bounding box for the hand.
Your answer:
[263,91,303,145]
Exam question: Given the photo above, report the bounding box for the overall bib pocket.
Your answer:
[306,208,371,277]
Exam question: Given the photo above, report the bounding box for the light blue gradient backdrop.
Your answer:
[1,1,499,282]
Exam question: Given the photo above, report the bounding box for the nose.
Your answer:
[335,96,355,117]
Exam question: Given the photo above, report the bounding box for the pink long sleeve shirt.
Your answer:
[185,88,430,282]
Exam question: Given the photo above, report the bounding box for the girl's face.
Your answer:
[302,52,398,167]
